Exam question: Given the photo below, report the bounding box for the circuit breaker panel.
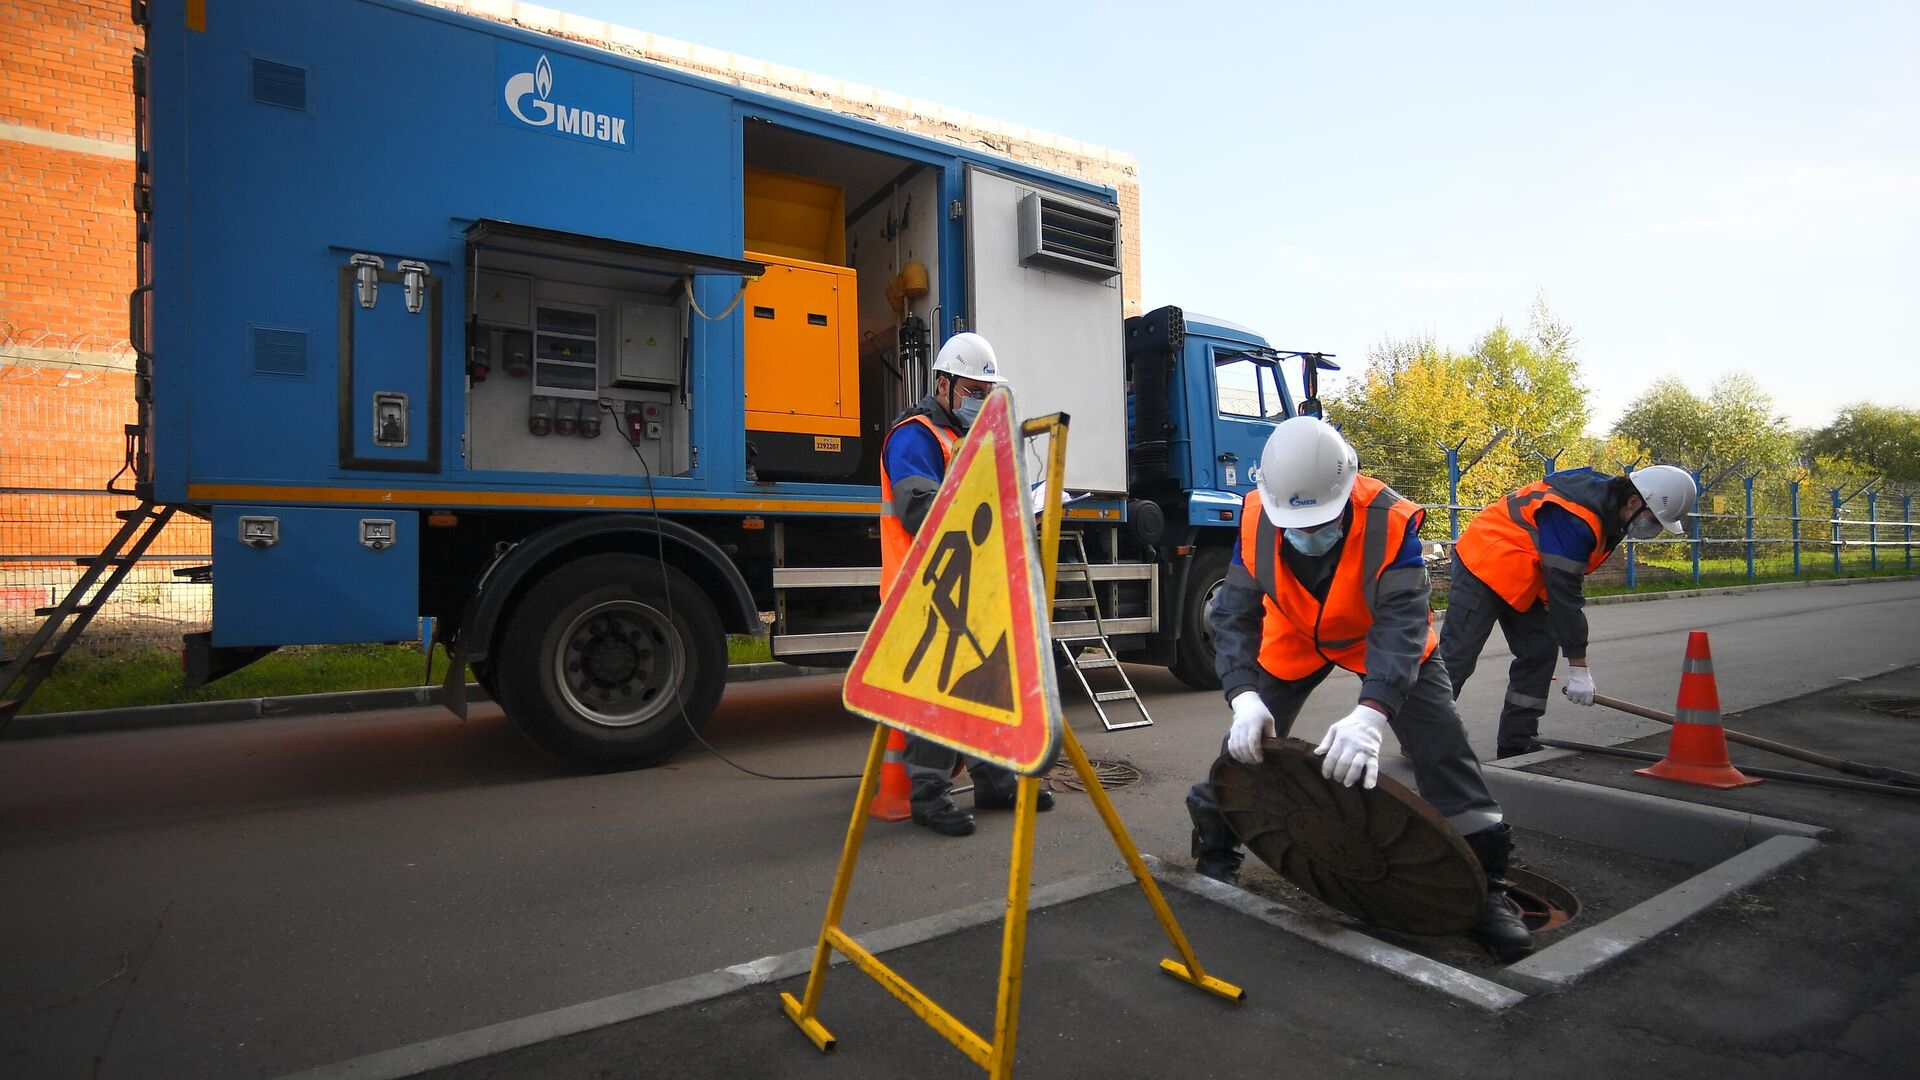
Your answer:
[463,245,694,479]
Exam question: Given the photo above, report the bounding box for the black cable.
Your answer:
[603,399,859,781]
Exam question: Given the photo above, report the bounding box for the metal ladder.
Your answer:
[1053,531,1152,731]
[0,501,176,727]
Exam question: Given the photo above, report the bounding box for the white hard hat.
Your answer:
[931,332,1006,384]
[1630,465,1698,534]
[1255,416,1357,528]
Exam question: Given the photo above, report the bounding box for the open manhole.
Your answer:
[1048,758,1142,792]
[1863,697,1920,719]
[1507,866,1579,932]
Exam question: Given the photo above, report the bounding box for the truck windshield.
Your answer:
[1214,355,1287,419]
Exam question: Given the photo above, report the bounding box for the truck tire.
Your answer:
[494,553,725,769]
[471,659,498,702]
[1167,545,1229,691]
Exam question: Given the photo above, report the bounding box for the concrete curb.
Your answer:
[1495,834,1824,996]
[277,865,1136,1080]
[3,683,487,740]
[1150,857,1528,1012]
[3,662,844,741]
[1581,573,1913,607]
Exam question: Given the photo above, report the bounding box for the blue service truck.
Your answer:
[121,0,1328,766]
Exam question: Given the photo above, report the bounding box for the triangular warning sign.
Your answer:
[843,386,1062,775]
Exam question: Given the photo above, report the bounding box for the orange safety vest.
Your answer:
[1453,472,1615,611]
[1238,475,1438,680]
[878,413,960,596]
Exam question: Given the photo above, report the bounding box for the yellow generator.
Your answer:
[743,168,861,480]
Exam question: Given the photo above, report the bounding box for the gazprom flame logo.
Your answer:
[500,49,630,147]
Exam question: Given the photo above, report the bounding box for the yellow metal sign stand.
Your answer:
[782,413,1243,1077]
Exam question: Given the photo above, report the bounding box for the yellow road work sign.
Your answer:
[843,386,1061,775]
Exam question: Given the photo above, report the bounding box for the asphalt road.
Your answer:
[3,578,1917,1079]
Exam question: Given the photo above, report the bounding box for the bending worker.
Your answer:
[1186,416,1533,961]
[1441,464,1697,758]
[878,332,1054,837]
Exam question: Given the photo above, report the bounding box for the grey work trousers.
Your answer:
[903,733,1018,817]
[1187,656,1505,863]
[1437,556,1560,755]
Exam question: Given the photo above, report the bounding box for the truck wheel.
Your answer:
[495,553,725,769]
[1167,545,1229,691]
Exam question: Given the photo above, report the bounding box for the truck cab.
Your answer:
[1120,307,1332,688]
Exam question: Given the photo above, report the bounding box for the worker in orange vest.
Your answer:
[1186,416,1532,961]
[879,332,1054,837]
[1442,465,1697,758]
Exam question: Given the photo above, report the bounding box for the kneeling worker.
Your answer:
[1185,416,1532,960]
[1441,464,1697,758]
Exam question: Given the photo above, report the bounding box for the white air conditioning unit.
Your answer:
[1016,190,1121,279]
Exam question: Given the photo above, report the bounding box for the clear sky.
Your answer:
[560,1,1918,435]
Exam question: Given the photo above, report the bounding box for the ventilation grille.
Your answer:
[1017,190,1121,279]
[251,59,308,111]
[252,327,309,376]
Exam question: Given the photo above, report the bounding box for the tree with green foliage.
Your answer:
[1610,373,1796,482]
[1327,297,1589,511]
[1805,404,1920,482]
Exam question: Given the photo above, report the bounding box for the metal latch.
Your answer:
[396,259,429,314]
[373,392,408,447]
[360,518,397,551]
[238,515,279,549]
[350,253,385,309]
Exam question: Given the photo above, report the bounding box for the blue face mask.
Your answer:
[1284,522,1344,556]
[953,394,985,428]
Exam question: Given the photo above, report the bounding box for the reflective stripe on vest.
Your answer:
[1455,471,1614,612]
[1238,475,1438,680]
[878,414,959,596]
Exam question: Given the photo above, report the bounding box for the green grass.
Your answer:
[1619,551,1919,595]
[727,634,772,664]
[23,634,778,715]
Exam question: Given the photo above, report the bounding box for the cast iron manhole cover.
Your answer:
[1863,697,1920,719]
[1048,758,1142,792]
[1209,739,1486,935]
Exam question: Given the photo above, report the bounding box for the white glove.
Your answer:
[1227,691,1276,764]
[1563,664,1595,706]
[1314,704,1389,789]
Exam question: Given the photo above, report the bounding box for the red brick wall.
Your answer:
[0,0,206,596]
[0,142,135,343]
[0,0,138,141]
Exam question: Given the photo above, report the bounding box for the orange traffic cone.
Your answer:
[868,727,914,821]
[1635,631,1762,789]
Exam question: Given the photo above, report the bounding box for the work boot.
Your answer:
[1189,823,1244,885]
[1495,739,1544,760]
[912,806,976,837]
[1187,783,1245,885]
[1463,823,1534,962]
[975,787,1055,812]
[1194,847,1244,885]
